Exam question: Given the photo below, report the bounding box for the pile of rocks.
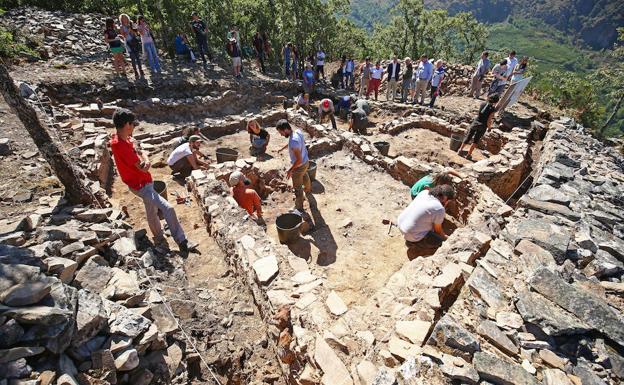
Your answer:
[0,202,195,384]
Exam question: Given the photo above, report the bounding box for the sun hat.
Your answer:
[189,135,202,142]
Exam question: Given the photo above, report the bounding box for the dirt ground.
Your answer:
[109,166,285,384]
[370,128,485,167]
[262,151,458,306]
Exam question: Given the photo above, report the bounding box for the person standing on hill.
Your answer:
[103,17,126,77]
[276,119,311,212]
[303,64,315,95]
[401,57,413,103]
[358,57,372,97]
[413,54,433,105]
[488,60,508,96]
[366,61,384,101]
[282,42,293,78]
[137,15,161,75]
[316,48,326,80]
[457,93,500,159]
[344,56,355,89]
[119,14,143,80]
[110,108,197,253]
[469,51,490,99]
[429,59,445,108]
[504,50,518,80]
[190,12,211,68]
[292,45,300,80]
[252,31,266,73]
[226,38,242,78]
[511,56,529,83]
[386,55,401,102]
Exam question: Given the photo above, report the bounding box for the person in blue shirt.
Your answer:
[413,54,433,105]
[344,56,355,90]
[276,119,311,211]
[429,60,445,108]
[174,33,194,62]
[303,63,315,95]
[282,42,292,78]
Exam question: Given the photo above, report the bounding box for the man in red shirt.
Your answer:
[229,171,263,222]
[110,108,197,252]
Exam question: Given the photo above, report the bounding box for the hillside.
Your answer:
[349,0,623,50]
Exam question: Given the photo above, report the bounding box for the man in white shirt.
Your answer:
[386,56,401,102]
[167,135,209,178]
[366,61,384,100]
[318,98,337,129]
[397,185,455,256]
[504,50,518,80]
[316,49,326,80]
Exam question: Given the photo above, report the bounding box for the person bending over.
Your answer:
[457,94,499,160]
[229,171,263,222]
[410,169,463,200]
[247,119,270,156]
[167,135,209,178]
[318,98,337,130]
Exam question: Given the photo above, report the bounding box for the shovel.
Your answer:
[382,219,396,235]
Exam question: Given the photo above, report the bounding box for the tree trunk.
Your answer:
[0,63,95,206]
[599,92,624,136]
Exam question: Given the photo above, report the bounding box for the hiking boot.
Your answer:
[178,239,199,253]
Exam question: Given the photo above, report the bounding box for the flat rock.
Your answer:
[44,257,78,284]
[4,305,71,325]
[388,336,419,361]
[0,346,45,363]
[150,303,179,334]
[252,255,279,285]
[114,348,139,371]
[539,349,567,369]
[73,255,113,293]
[395,320,432,346]
[0,281,51,306]
[427,315,479,356]
[527,184,571,206]
[476,320,518,356]
[542,368,574,385]
[440,354,479,384]
[528,267,624,348]
[314,336,353,385]
[103,268,141,300]
[356,360,377,385]
[467,267,507,311]
[71,289,107,347]
[515,288,590,336]
[504,218,571,263]
[473,351,539,385]
[326,291,348,316]
[105,300,151,338]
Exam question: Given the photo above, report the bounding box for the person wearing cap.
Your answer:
[318,98,337,130]
[111,108,197,252]
[247,119,270,156]
[167,135,209,178]
[229,171,263,221]
[226,38,242,78]
[276,119,311,211]
[457,93,499,160]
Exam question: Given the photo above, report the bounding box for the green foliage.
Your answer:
[0,25,39,59]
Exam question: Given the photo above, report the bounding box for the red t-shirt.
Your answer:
[110,133,152,190]
[232,185,262,216]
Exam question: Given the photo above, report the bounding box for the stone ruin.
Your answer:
[1,7,624,385]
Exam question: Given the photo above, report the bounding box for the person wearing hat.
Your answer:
[229,171,263,221]
[318,98,337,130]
[226,37,242,78]
[276,119,311,211]
[167,135,209,178]
[110,108,197,252]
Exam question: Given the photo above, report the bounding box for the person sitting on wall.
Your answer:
[318,98,337,130]
[349,98,370,134]
[247,119,270,156]
[457,93,499,160]
[167,135,209,178]
[229,170,263,222]
[410,169,463,200]
[398,184,455,256]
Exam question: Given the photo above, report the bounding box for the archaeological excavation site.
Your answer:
[1,7,624,385]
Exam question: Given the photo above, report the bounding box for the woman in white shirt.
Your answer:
[366,61,384,101]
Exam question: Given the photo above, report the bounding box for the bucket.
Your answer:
[307,161,317,181]
[449,133,464,152]
[276,213,302,244]
[216,147,239,163]
[153,180,168,220]
[374,141,390,156]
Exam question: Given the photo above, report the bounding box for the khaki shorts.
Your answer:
[232,57,241,66]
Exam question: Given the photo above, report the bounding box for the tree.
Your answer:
[0,63,95,205]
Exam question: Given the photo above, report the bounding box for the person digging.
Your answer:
[229,170,264,225]
[167,135,210,179]
[318,98,337,130]
[397,184,455,259]
[349,98,370,134]
[276,119,311,213]
[457,94,499,160]
[110,108,198,254]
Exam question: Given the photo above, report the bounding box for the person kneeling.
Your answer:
[229,171,263,223]
[397,185,455,254]
[247,119,270,156]
[167,135,209,179]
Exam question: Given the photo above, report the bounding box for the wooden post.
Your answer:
[0,63,95,206]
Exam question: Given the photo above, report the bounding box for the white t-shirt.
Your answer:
[167,142,192,166]
[316,51,325,66]
[505,56,518,78]
[397,190,445,242]
[370,67,384,80]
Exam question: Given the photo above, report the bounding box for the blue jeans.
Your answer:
[131,183,186,244]
[285,60,291,76]
[343,72,354,88]
[143,42,161,73]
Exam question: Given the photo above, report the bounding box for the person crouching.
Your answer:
[247,119,270,156]
[229,171,263,223]
[167,135,209,179]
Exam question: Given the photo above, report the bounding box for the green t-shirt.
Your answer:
[410,175,434,197]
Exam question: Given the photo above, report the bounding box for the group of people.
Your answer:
[469,50,529,98]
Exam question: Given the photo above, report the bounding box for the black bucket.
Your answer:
[374,141,390,156]
[153,180,168,220]
[450,133,464,152]
[276,213,302,244]
[307,161,317,181]
[216,147,239,163]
